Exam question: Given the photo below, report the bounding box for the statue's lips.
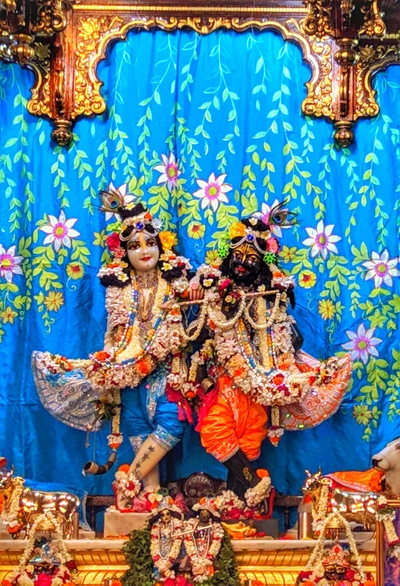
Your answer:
[235,266,247,273]
[140,256,152,261]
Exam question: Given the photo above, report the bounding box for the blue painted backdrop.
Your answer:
[0,29,399,501]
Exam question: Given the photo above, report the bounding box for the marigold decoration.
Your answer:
[159,231,178,252]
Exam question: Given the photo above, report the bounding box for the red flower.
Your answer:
[218,278,232,292]
[106,232,121,251]
[34,574,53,586]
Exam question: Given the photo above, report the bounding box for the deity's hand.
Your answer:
[188,275,204,301]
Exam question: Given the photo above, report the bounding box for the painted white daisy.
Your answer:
[0,244,23,283]
[104,182,136,221]
[40,210,80,252]
[302,220,341,259]
[362,250,400,289]
[193,172,233,212]
[342,323,382,365]
[154,153,181,191]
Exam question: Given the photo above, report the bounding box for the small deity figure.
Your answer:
[183,498,224,582]
[32,188,193,507]
[184,204,352,508]
[150,497,184,581]
[296,542,375,586]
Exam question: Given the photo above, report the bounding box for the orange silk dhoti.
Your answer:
[199,375,268,462]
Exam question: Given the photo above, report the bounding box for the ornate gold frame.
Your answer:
[2,0,400,147]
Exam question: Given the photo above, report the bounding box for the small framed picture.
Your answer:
[376,498,400,586]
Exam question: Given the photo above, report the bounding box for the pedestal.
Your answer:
[103,509,151,538]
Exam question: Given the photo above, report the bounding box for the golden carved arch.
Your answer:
[1,0,400,147]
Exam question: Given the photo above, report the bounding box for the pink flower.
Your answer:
[302,220,341,260]
[266,237,279,253]
[154,153,181,191]
[0,244,23,283]
[193,172,233,211]
[342,323,382,364]
[362,249,400,289]
[40,210,80,252]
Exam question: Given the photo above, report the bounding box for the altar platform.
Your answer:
[0,536,377,586]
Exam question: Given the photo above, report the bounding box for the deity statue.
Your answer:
[149,497,184,581]
[32,189,193,504]
[296,541,375,586]
[183,204,352,509]
[183,498,224,582]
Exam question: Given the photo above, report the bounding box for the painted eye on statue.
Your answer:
[247,254,260,266]
[127,240,141,251]
[232,251,244,262]
[146,238,158,248]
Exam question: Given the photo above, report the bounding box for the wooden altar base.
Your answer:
[0,537,377,586]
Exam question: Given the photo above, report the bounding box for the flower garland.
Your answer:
[375,495,400,554]
[150,517,184,580]
[305,512,367,584]
[4,512,78,586]
[113,470,142,511]
[1,478,24,535]
[183,519,224,583]
[310,482,331,534]
[244,476,272,509]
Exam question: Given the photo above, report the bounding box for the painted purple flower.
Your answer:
[40,210,80,252]
[342,323,382,364]
[0,244,23,283]
[193,172,233,212]
[362,249,400,289]
[154,153,181,191]
[302,220,341,259]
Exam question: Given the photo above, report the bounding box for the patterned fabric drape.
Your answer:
[0,29,399,497]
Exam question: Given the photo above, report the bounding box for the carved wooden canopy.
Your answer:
[1,0,400,147]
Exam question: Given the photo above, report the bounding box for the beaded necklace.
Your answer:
[90,270,171,369]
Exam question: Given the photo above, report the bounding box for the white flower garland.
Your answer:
[306,511,366,583]
[244,476,272,508]
[9,512,77,586]
[150,518,184,580]
[113,471,141,499]
[184,519,224,582]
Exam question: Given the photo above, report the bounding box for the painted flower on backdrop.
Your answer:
[40,210,80,252]
[298,270,316,289]
[154,153,181,191]
[362,250,400,289]
[342,323,382,364]
[193,172,233,211]
[0,245,23,283]
[188,222,205,240]
[103,183,136,221]
[318,299,335,320]
[44,291,64,312]
[2,306,18,324]
[302,220,341,259]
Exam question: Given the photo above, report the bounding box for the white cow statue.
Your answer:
[373,438,400,496]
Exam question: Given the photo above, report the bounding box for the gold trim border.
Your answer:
[71,16,318,120]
